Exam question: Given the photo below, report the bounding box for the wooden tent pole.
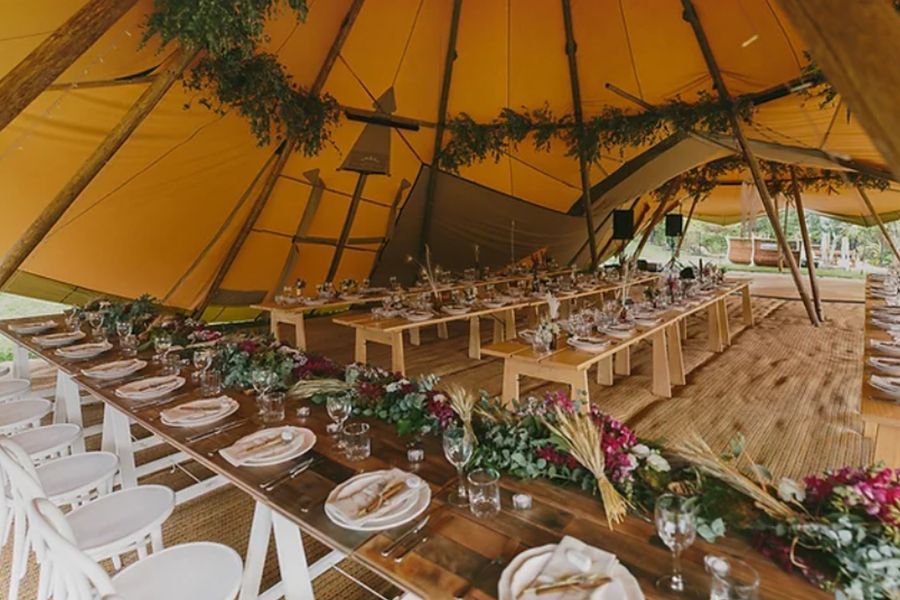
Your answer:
[790,168,824,321]
[195,139,295,314]
[857,185,900,264]
[271,170,325,298]
[0,47,196,290]
[681,0,819,326]
[0,0,138,132]
[632,192,676,260]
[418,0,462,257]
[673,194,701,260]
[777,0,900,180]
[561,0,599,269]
[326,173,368,282]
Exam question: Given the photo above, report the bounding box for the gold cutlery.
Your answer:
[380,515,430,557]
[358,479,407,517]
[187,418,248,443]
[520,573,612,597]
[260,456,318,491]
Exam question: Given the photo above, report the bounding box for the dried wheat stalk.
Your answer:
[287,378,351,400]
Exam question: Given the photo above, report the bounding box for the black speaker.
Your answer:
[665,213,683,237]
[612,209,634,240]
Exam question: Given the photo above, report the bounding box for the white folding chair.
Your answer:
[0,439,170,600]
[0,398,51,436]
[28,497,242,600]
[9,423,83,463]
[0,378,30,403]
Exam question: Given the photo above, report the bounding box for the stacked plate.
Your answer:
[871,339,900,357]
[442,305,470,316]
[160,396,239,428]
[9,320,56,335]
[498,536,643,600]
[32,330,86,348]
[56,341,113,360]
[81,358,147,380]
[324,469,430,531]
[567,335,609,353]
[115,375,185,401]
[870,374,900,399]
[219,426,315,467]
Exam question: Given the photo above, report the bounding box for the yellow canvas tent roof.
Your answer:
[0,0,893,315]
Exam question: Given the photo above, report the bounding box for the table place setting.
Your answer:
[219,426,316,467]
[8,319,57,335]
[324,468,430,531]
[401,310,434,322]
[55,339,113,360]
[158,396,240,427]
[870,339,900,357]
[599,322,636,339]
[868,374,900,399]
[867,356,900,376]
[498,536,643,600]
[81,358,148,380]
[442,304,471,316]
[566,335,610,353]
[32,329,86,348]
[115,374,186,401]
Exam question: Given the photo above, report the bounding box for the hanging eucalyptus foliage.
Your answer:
[438,91,752,172]
[144,0,341,155]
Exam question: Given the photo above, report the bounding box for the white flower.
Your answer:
[777,477,806,503]
[631,443,650,458]
[385,381,402,393]
[647,453,671,472]
[837,529,853,546]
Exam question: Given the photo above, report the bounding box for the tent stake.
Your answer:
[857,186,900,264]
[0,47,197,291]
[0,0,138,132]
[562,0,599,269]
[790,168,824,320]
[681,0,818,326]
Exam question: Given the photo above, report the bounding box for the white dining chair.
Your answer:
[0,397,51,435]
[0,440,173,600]
[28,497,243,600]
[0,378,30,403]
[8,423,83,463]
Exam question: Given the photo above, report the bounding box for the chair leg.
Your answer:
[111,553,122,570]
[150,528,164,553]
[9,509,26,600]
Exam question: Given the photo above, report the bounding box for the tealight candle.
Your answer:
[296,406,311,418]
[512,493,532,510]
[406,440,424,463]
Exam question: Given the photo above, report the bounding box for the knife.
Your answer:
[453,536,519,599]
[186,418,248,443]
[134,390,191,410]
[380,515,430,557]
[260,456,317,491]
[392,513,451,563]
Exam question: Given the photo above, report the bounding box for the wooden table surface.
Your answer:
[0,315,827,599]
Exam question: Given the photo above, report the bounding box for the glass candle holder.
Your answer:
[296,405,311,419]
[201,370,222,397]
[259,392,285,424]
[342,422,371,461]
[467,468,501,518]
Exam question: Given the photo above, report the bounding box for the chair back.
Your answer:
[27,497,117,600]
[0,437,45,503]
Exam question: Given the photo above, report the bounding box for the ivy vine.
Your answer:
[143,0,341,155]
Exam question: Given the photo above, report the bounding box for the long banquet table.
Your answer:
[0,315,826,599]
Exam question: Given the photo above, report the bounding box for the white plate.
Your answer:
[870,375,900,398]
[498,544,643,600]
[634,318,661,327]
[56,340,113,360]
[160,397,240,428]
[403,311,433,322]
[32,330,86,348]
[82,359,148,380]
[442,305,470,315]
[115,375,185,401]
[601,326,635,339]
[871,340,900,358]
[324,470,430,532]
[869,357,900,376]
[220,426,316,467]
[303,298,329,306]
[567,337,609,353]
[9,320,56,335]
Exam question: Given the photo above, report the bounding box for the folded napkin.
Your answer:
[10,320,55,334]
[870,375,900,396]
[83,359,142,377]
[522,536,621,600]
[329,469,419,526]
[57,341,110,357]
[160,396,235,425]
[219,427,304,467]
[116,375,182,400]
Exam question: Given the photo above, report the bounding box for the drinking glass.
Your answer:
[342,422,371,461]
[115,320,133,340]
[655,494,698,594]
[153,333,172,364]
[120,334,138,358]
[201,370,222,397]
[467,468,501,518]
[87,311,104,341]
[163,353,181,376]
[64,308,80,332]
[442,426,474,506]
[705,555,759,600]
[259,391,286,425]
[326,394,352,438]
[192,348,212,382]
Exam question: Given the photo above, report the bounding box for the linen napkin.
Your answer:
[116,375,182,400]
[870,375,900,397]
[82,359,143,379]
[160,396,235,426]
[10,320,55,334]
[329,469,419,526]
[521,536,620,600]
[219,427,303,466]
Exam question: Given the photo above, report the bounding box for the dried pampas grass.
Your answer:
[446,384,477,441]
[287,378,351,400]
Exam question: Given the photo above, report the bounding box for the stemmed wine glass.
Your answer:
[326,395,352,446]
[654,494,698,594]
[64,308,81,332]
[153,333,172,365]
[442,425,474,506]
[87,311,104,341]
[192,348,213,383]
[116,320,133,340]
[250,368,278,414]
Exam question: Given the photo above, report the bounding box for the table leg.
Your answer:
[293,312,307,350]
[680,319,688,340]
[492,318,505,343]
[354,329,367,364]
[651,330,672,398]
[436,322,449,340]
[271,511,315,600]
[614,347,631,376]
[57,373,85,453]
[596,356,614,385]
[409,327,421,346]
[390,332,406,376]
[501,361,519,406]
[742,285,753,326]
[665,324,686,386]
[269,313,281,343]
[869,422,900,467]
[570,370,590,405]
[12,345,29,380]
[468,317,481,359]
[717,300,731,347]
[101,402,115,453]
[504,309,517,339]
[109,404,137,488]
[707,304,722,352]
[239,502,273,600]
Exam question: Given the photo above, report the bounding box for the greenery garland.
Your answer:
[144,0,341,155]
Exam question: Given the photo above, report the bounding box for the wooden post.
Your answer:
[681,0,819,326]
[386,179,411,241]
[858,186,900,263]
[196,138,295,314]
[326,173,368,282]
[271,170,325,298]
[418,0,462,257]
[777,0,900,180]
[561,0,599,269]
[673,194,701,260]
[0,0,139,132]
[790,168,824,321]
[632,192,676,260]
[0,47,196,290]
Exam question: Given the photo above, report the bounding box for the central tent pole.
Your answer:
[681,0,819,326]
[857,185,900,264]
[790,168,824,321]
[673,194,701,260]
